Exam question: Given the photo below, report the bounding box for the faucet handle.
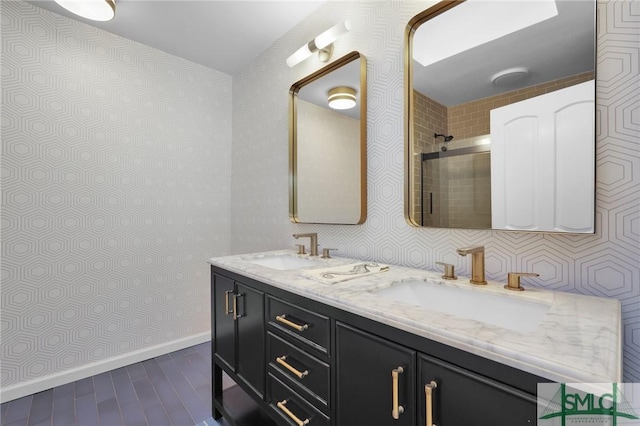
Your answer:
[321,248,336,259]
[295,244,306,255]
[505,272,540,291]
[435,262,457,280]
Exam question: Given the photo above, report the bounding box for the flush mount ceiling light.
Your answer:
[328,86,357,110]
[491,67,530,87]
[287,20,351,68]
[54,0,116,21]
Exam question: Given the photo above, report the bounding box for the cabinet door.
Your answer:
[336,323,416,426]
[236,283,265,398]
[419,354,537,425]
[490,80,595,232]
[213,273,235,371]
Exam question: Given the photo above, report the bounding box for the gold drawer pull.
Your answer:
[391,366,405,419]
[224,290,233,315]
[276,314,309,331]
[276,356,309,379]
[277,399,310,426]
[425,381,437,426]
[232,293,240,320]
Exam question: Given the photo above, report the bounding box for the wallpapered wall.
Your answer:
[1,1,232,400]
[1,0,638,402]
[231,0,640,381]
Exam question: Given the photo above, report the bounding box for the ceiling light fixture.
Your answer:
[287,20,351,68]
[54,0,116,22]
[328,86,357,110]
[491,67,530,87]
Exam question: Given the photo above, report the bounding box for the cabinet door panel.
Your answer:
[336,323,416,426]
[419,354,537,425]
[213,274,235,371]
[490,80,595,232]
[236,283,265,397]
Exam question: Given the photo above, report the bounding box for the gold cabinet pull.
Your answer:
[276,356,309,379]
[232,293,239,320]
[391,366,405,419]
[425,381,437,426]
[277,399,309,426]
[224,290,233,315]
[276,314,309,331]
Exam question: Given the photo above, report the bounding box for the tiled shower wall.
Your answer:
[1,1,232,401]
[412,90,447,224]
[231,0,640,382]
[435,151,492,229]
[413,92,493,229]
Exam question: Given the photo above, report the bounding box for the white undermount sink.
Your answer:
[371,279,550,332]
[247,254,318,270]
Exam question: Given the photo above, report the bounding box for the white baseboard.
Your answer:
[0,332,211,404]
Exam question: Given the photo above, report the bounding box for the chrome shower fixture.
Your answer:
[434,133,454,142]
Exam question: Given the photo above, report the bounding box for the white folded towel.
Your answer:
[301,262,389,284]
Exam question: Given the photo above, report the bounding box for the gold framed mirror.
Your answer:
[405,0,596,233]
[290,51,367,224]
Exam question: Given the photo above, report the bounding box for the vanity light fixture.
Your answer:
[327,86,357,110]
[54,0,116,21]
[286,20,351,68]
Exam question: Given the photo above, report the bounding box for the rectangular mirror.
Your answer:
[290,51,367,224]
[405,0,596,233]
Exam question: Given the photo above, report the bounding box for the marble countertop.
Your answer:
[208,250,622,384]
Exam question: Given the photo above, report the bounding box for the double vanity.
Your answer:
[208,246,621,426]
[211,0,607,423]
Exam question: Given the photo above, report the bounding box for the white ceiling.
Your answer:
[28,0,596,107]
[412,0,596,107]
[29,0,325,75]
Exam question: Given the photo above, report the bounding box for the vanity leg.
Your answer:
[212,360,223,419]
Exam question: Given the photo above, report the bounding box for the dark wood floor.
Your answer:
[0,342,230,426]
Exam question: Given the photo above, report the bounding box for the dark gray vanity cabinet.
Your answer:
[212,273,266,399]
[418,354,537,425]
[335,323,416,426]
[211,265,544,426]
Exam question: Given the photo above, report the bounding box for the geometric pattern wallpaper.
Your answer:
[230,0,640,381]
[1,0,232,400]
[1,0,638,402]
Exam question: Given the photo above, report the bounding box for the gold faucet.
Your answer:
[293,233,318,256]
[456,246,487,285]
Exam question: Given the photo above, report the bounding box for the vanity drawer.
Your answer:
[267,296,330,354]
[268,373,330,426]
[268,332,330,410]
